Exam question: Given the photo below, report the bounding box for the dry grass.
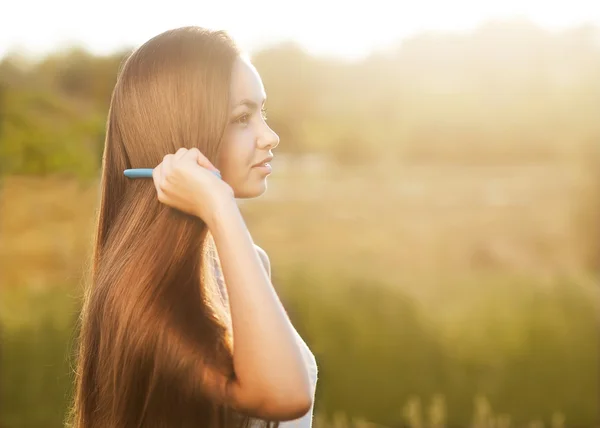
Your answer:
[0,158,596,293]
[0,177,97,291]
[244,158,597,285]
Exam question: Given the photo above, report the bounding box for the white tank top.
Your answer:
[278,327,319,428]
[211,255,319,427]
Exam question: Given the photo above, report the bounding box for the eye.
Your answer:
[234,113,251,125]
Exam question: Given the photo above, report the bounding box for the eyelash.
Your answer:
[234,107,268,125]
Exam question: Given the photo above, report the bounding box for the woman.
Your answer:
[68,26,318,428]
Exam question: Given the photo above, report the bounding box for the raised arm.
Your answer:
[204,200,312,421]
[149,148,312,421]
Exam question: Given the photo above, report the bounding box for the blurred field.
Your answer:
[2,157,597,290]
[1,19,600,428]
[1,157,599,427]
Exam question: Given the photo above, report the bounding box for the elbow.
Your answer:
[258,390,313,421]
[230,374,313,421]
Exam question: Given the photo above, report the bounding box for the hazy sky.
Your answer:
[2,0,600,59]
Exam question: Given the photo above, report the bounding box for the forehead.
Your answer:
[229,56,266,105]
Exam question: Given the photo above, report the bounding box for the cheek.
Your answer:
[219,132,255,176]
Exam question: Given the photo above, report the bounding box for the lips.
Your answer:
[252,156,273,167]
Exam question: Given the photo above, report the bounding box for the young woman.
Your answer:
[68,26,318,428]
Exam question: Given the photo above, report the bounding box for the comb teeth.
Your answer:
[123,168,222,180]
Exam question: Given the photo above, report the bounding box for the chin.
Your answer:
[233,179,268,199]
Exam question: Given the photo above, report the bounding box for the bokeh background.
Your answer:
[1,2,599,427]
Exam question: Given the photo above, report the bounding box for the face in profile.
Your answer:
[218,55,280,199]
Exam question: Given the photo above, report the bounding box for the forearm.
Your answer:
[206,199,312,408]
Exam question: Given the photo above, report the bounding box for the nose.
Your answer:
[258,124,280,150]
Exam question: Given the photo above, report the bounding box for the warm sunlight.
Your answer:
[3,1,600,427]
[1,0,598,59]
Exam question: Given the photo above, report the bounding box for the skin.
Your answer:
[218,55,280,199]
[152,55,312,421]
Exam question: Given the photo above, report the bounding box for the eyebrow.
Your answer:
[232,97,266,110]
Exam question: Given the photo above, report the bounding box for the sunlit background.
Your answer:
[1,1,599,427]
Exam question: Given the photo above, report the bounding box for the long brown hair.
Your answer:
[68,27,275,428]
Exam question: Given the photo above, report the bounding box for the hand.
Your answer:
[152,148,234,223]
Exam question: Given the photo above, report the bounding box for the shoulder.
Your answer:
[254,244,271,278]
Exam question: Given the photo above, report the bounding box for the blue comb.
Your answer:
[124,168,221,179]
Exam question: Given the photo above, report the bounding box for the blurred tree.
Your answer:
[0,20,598,177]
[0,87,103,177]
[0,81,5,176]
[37,47,130,106]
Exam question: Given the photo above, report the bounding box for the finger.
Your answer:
[152,164,162,195]
[161,153,174,181]
[174,147,187,160]
[187,148,219,172]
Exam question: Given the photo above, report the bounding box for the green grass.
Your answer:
[2,272,597,428]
